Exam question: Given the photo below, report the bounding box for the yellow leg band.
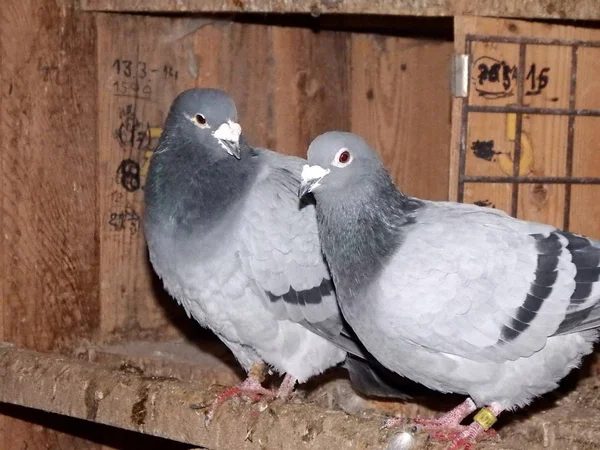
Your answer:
[473,407,497,430]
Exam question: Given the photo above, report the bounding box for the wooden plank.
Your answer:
[96,17,455,342]
[350,36,453,200]
[3,343,600,449]
[0,0,99,351]
[0,344,400,450]
[96,14,198,340]
[80,0,600,21]
[0,0,100,447]
[451,17,600,234]
[189,22,350,156]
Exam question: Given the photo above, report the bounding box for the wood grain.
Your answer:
[99,19,453,344]
[0,0,100,447]
[350,35,453,200]
[80,0,600,21]
[0,0,99,351]
[96,14,198,339]
[191,22,350,155]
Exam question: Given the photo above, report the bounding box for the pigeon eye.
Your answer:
[338,151,350,163]
[195,114,207,125]
[332,148,352,168]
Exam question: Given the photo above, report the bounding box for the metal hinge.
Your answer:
[451,54,470,98]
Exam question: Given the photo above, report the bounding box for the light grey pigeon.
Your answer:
[143,89,418,419]
[299,131,600,449]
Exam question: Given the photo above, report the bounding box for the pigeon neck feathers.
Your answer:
[145,134,261,233]
[316,170,422,298]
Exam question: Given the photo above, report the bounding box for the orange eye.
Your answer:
[338,150,350,163]
[195,114,206,125]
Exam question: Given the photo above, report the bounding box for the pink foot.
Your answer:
[442,403,503,450]
[446,421,484,450]
[204,371,297,425]
[410,398,477,432]
[205,376,276,424]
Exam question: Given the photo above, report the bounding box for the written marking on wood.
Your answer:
[474,56,550,99]
[107,55,181,233]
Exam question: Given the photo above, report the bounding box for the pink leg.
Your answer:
[276,374,297,400]
[385,397,476,430]
[413,398,477,429]
[447,402,503,450]
[205,363,276,424]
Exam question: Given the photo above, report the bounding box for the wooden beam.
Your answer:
[80,0,600,21]
[0,343,400,450]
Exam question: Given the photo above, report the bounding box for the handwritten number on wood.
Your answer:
[525,64,550,96]
[474,56,550,99]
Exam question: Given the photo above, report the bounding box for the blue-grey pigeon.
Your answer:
[144,89,416,420]
[299,131,600,449]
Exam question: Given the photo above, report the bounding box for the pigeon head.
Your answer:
[164,88,242,159]
[298,131,384,198]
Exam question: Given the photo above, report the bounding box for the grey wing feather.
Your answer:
[374,202,600,364]
[238,148,363,354]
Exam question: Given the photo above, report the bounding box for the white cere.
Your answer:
[212,120,241,143]
[301,164,331,192]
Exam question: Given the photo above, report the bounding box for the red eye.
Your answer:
[195,114,206,125]
[338,150,350,163]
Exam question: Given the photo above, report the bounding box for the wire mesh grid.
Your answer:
[457,34,600,230]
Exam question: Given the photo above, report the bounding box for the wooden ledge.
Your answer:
[80,0,600,21]
[0,342,399,449]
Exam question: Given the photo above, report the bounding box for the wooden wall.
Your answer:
[0,3,452,447]
[95,14,454,344]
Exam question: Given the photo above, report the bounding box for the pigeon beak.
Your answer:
[212,120,242,159]
[298,164,331,198]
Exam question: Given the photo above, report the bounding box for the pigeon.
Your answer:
[143,89,416,419]
[299,131,600,449]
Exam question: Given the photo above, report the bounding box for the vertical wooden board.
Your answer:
[350,36,452,200]
[192,22,278,150]
[1,0,100,447]
[191,22,351,157]
[572,116,600,178]
[517,183,565,228]
[97,14,197,338]
[452,17,600,231]
[575,47,600,110]
[98,18,354,340]
[570,186,600,239]
[271,27,350,156]
[0,0,99,351]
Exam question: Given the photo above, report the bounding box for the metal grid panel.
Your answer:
[457,34,600,229]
